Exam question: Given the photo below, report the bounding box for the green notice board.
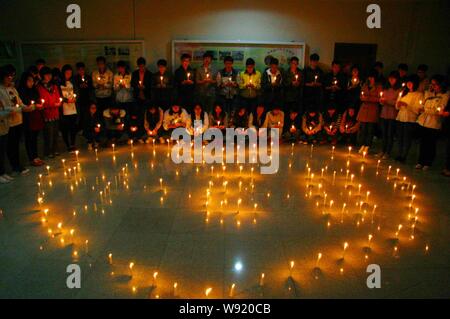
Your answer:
[172,40,305,72]
[20,40,144,73]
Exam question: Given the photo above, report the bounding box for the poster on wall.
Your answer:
[20,40,144,73]
[172,40,305,72]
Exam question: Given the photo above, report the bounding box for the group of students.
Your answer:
[0,52,449,184]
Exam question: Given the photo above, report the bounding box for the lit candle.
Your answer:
[205,287,212,298]
[259,273,265,287]
[342,242,349,259]
[187,73,191,80]
[314,75,318,82]
[129,262,134,277]
[108,253,113,264]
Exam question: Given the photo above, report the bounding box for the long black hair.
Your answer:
[191,103,206,123]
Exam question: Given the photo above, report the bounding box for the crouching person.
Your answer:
[322,103,341,145]
[339,105,360,146]
[283,108,302,142]
[301,105,323,144]
[103,103,126,146]
[161,102,190,143]
[144,103,164,144]
[84,102,104,150]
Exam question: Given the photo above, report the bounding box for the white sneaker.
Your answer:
[3,174,14,181]
[138,138,145,144]
[20,168,30,175]
[0,175,10,184]
[415,164,423,170]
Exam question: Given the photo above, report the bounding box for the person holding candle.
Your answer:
[37,66,62,158]
[356,70,382,154]
[161,101,190,141]
[303,53,324,110]
[301,105,323,144]
[188,102,209,137]
[395,74,423,163]
[324,60,347,113]
[282,107,302,142]
[143,102,163,144]
[442,100,450,177]
[174,53,195,112]
[283,56,303,114]
[83,102,104,150]
[216,56,240,115]
[60,64,79,153]
[151,59,173,111]
[92,56,114,113]
[239,58,261,113]
[113,60,134,117]
[230,105,250,129]
[209,102,228,136]
[322,102,341,145]
[261,57,283,107]
[415,75,449,170]
[346,65,362,108]
[131,57,152,144]
[195,52,216,114]
[248,100,267,131]
[339,105,360,146]
[0,106,10,183]
[103,103,126,146]
[378,71,401,160]
[0,64,29,176]
[262,103,284,131]
[74,62,93,132]
[18,72,45,166]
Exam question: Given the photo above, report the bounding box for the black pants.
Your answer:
[342,132,358,146]
[0,134,7,175]
[380,118,396,155]
[60,114,78,150]
[396,121,416,159]
[44,120,60,156]
[446,133,450,170]
[417,126,439,166]
[96,96,113,113]
[6,124,24,172]
[107,130,123,141]
[357,122,376,147]
[128,101,145,139]
[24,128,41,161]
[219,96,237,115]
[240,97,258,113]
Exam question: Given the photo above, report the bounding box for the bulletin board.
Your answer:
[172,40,305,72]
[20,40,145,73]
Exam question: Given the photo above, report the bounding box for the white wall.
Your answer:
[1,0,449,74]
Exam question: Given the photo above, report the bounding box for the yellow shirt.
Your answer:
[239,71,261,99]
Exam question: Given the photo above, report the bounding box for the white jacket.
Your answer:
[163,108,190,131]
[396,91,423,123]
[417,91,449,129]
[0,84,23,129]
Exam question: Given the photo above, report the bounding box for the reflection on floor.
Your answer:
[0,141,449,298]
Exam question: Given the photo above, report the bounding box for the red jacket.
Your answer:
[37,83,61,121]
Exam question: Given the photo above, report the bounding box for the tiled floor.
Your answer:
[0,140,449,298]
